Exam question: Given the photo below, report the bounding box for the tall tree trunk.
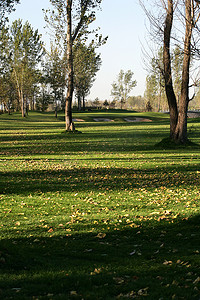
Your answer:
[82,94,85,111]
[174,0,192,143]
[54,92,57,118]
[14,68,25,117]
[78,94,82,111]
[163,0,193,144]
[26,95,29,116]
[21,91,25,118]
[163,0,178,138]
[65,0,75,131]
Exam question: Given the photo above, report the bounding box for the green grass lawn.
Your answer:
[0,110,200,299]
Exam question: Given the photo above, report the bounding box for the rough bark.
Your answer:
[21,90,25,118]
[13,68,25,117]
[163,0,193,144]
[163,0,178,138]
[82,94,85,111]
[174,0,192,143]
[65,0,75,131]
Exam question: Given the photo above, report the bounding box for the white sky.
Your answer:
[9,0,149,101]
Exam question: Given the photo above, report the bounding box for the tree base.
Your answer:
[64,129,82,134]
[155,137,199,149]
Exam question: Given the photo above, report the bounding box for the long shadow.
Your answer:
[0,215,199,299]
[1,117,169,132]
[2,152,200,162]
[1,122,199,156]
[0,130,173,156]
[1,164,200,195]
[1,130,168,146]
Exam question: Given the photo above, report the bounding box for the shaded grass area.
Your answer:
[0,217,199,299]
[0,111,200,299]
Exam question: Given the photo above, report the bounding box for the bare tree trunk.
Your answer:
[54,92,58,118]
[82,94,85,111]
[158,80,161,112]
[163,0,193,144]
[13,68,25,117]
[25,95,29,116]
[21,91,26,118]
[78,94,82,111]
[163,0,178,139]
[65,0,75,131]
[174,0,192,143]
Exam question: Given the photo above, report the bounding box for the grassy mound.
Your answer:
[155,137,199,149]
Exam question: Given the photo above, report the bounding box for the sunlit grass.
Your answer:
[0,110,200,299]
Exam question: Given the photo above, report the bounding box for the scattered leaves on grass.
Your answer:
[96,233,106,239]
[138,287,149,296]
[90,268,102,275]
[193,277,200,285]
[163,260,173,265]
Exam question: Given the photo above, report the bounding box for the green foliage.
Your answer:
[144,47,167,112]
[74,42,102,110]
[42,44,66,111]
[0,111,200,299]
[0,19,44,115]
[111,70,137,109]
[127,95,145,111]
[0,0,20,26]
[44,0,106,130]
[145,100,153,112]
[35,84,53,112]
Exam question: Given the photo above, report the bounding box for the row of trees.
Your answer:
[0,0,104,121]
[0,19,44,116]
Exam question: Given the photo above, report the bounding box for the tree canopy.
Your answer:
[111,70,137,109]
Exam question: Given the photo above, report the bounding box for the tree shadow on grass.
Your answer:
[2,117,200,156]
[0,216,199,299]
[1,164,200,196]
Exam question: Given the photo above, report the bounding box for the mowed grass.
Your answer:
[0,110,200,300]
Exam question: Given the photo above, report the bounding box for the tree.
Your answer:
[144,74,157,111]
[146,100,153,112]
[111,70,137,109]
[144,48,167,112]
[73,42,101,111]
[10,19,44,117]
[43,44,66,117]
[103,99,109,109]
[142,0,200,144]
[163,0,196,143]
[36,83,52,112]
[45,0,105,131]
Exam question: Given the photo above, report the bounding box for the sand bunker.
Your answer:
[72,118,85,122]
[187,112,200,118]
[93,118,114,122]
[93,117,152,122]
[124,117,152,122]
